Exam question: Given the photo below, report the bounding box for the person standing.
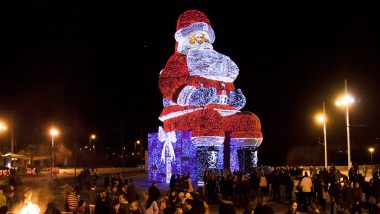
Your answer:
[130,201,142,214]
[88,183,97,214]
[286,200,299,214]
[119,193,130,214]
[77,200,87,214]
[67,188,79,213]
[95,190,110,214]
[300,172,313,211]
[219,199,236,214]
[363,164,368,178]
[0,188,6,209]
[6,184,16,210]
[254,196,274,214]
[138,191,149,214]
[126,179,136,203]
[351,182,362,214]
[183,198,194,214]
[148,182,161,203]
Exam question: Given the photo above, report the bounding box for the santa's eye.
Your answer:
[188,34,198,45]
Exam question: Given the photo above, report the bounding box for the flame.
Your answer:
[19,202,41,214]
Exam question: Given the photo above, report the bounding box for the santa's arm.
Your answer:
[158,54,191,101]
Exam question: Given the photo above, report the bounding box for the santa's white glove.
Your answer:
[227,89,246,110]
[188,84,217,106]
[177,84,217,106]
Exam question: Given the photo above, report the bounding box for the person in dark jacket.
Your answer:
[148,182,161,203]
[126,179,136,203]
[44,202,61,214]
[183,198,195,214]
[88,183,97,214]
[119,193,130,214]
[95,190,110,214]
[351,182,363,214]
[0,206,8,214]
[219,199,236,214]
[254,196,274,214]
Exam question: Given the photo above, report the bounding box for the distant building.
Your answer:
[1,153,50,168]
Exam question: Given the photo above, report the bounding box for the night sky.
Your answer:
[1,1,380,165]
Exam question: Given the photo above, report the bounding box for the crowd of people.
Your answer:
[156,165,380,214]
[1,165,380,213]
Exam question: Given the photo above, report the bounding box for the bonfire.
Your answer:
[16,188,41,214]
[19,201,41,214]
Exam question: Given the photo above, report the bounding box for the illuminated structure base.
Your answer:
[148,130,258,183]
[148,131,196,183]
[230,139,258,173]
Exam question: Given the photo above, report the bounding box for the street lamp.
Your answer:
[135,140,143,166]
[89,134,96,151]
[0,122,8,154]
[49,128,59,168]
[315,101,328,169]
[135,140,140,153]
[335,80,355,170]
[369,147,374,165]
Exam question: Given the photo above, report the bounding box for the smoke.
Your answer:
[18,141,73,166]
[55,142,73,165]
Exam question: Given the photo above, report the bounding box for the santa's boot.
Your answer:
[223,111,262,172]
[230,136,262,172]
[192,136,224,185]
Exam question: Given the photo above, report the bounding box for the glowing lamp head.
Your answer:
[0,123,7,131]
[336,95,355,106]
[369,147,374,153]
[50,128,59,137]
[315,114,326,123]
[137,140,140,145]
[91,134,96,140]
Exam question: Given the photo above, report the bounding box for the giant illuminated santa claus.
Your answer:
[158,10,262,171]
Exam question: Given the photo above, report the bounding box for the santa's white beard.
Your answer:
[186,44,239,83]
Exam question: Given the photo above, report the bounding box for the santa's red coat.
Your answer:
[158,53,262,138]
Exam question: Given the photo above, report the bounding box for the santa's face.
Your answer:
[177,31,213,54]
[188,32,210,45]
[176,28,239,83]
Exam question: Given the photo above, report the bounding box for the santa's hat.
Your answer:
[174,10,215,44]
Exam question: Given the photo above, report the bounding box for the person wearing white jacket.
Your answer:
[300,172,313,210]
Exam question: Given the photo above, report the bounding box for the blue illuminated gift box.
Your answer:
[148,131,197,183]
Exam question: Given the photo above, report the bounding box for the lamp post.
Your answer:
[335,80,355,170]
[369,147,374,165]
[49,128,59,169]
[135,140,141,166]
[315,101,328,169]
[135,140,140,153]
[0,120,16,154]
[0,122,7,154]
[89,134,96,151]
